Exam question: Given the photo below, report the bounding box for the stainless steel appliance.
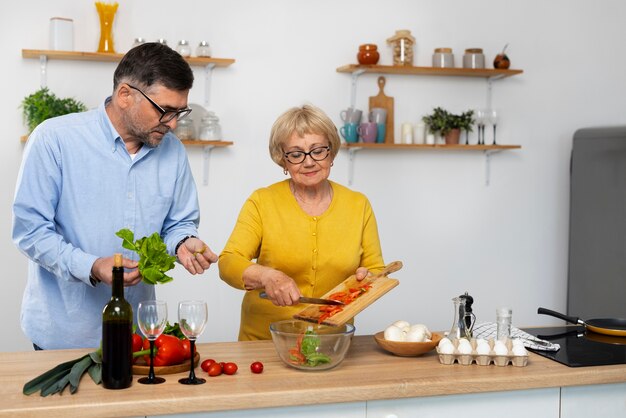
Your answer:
[568,127,626,319]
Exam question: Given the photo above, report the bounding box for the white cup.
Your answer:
[414,122,426,144]
[49,17,74,51]
[401,123,413,144]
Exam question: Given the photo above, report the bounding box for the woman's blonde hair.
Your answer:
[268,104,340,169]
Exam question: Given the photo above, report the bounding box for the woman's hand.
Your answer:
[355,267,370,281]
[243,265,301,306]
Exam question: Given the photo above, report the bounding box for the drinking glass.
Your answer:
[178,300,208,385]
[475,109,487,145]
[488,109,499,145]
[137,300,168,384]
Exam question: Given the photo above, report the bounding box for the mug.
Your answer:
[358,122,377,143]
[376,123,386,143]
[340,108,363,124]
[340,123,358,143]
[369,107,387,124]
[401,123,413,144]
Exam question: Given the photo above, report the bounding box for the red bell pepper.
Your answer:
[132,333,144,364]
[142,334,186,367]
[180,338,194,360]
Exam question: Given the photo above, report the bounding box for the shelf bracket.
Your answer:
[39,54,48,88]
[347,146,362,185]
[349,69,365,109]
[203,63,216,108]
[484,149,503,186]
[202,145,215,186]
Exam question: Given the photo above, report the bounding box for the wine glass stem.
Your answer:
[148,339,156,382]
[188,340,196,381]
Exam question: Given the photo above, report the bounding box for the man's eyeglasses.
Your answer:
[127,84,192,123]
[283,146,331,165]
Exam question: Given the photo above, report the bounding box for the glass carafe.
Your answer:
[448,296,471,340]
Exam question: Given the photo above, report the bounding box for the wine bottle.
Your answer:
[101,253,133,389]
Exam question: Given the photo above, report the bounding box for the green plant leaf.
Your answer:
[20,87,87,132]
[116,229,177,285]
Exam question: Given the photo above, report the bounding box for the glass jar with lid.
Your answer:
[432,48,454,68]
[176,40,191,57]
[131,37,145,48]
[174,117,196,140]
[198,112,222,140]
[463,48,485,69]
[386,30,415,66]
[156,38,168,46]
[196,41,211,57]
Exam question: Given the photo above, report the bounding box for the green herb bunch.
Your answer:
[300,330,331,367]
[21,87,87,132]
[116,228,177,285]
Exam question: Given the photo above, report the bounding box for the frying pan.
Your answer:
[537,307,626,337]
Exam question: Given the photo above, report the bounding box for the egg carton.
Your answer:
[436,337,529,367]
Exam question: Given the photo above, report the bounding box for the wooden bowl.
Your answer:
[374,332,442,357]
[132,351,200,375]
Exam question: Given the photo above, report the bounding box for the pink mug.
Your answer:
[358,122,377,143]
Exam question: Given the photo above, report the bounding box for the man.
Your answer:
[12,43,218,350]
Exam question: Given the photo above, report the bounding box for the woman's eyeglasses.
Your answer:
[283,146,330,164]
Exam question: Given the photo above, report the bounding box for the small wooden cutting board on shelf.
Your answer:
[369,76,394,144]
[293,261,402,326]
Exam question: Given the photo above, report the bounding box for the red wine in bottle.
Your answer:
[101,253,133,389]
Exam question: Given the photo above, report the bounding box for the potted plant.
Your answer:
[21,87,87,133]
[422,107,475,145]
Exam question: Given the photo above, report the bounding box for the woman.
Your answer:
[219,104,385,340]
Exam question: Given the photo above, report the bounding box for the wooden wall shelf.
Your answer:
[22,49,235,67]
[341,143,521,150]
[336,64,523,79]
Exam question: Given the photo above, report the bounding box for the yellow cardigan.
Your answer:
[218,179,385,340]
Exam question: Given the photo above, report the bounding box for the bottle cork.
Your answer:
[114,253,123,268]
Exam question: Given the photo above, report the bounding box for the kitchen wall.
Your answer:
[1,0,625,352]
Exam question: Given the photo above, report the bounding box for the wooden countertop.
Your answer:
[1,335,625,417]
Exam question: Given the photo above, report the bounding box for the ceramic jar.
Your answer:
[357,44,380,65]
[432,48,454,68]
[463,48,485,69]
[386,30,415,66]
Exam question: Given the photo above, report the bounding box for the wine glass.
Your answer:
[488,109,499,145]
[178,300,208,385]
[137,300,168,385]
[475,109,487,145]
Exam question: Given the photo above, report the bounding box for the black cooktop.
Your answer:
[524,326,626,367]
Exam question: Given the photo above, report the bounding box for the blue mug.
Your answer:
[376,123,386,143]
[340,123,358,143]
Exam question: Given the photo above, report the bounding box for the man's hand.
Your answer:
[177,237,218,274]
[91,256,141,286]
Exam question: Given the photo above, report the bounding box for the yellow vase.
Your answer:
[95,1,118,53]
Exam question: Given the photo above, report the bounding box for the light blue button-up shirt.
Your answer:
[12,99,200,349]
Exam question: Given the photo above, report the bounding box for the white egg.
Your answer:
[405,328,426,342]
[457,338,471,348]
[439,343,455,354]
[512,338,525,347]
[475,338,488,346]
[409,323,432,339]
[391,320,411,331]
[439,337,453,347]
[384,325,406,342]
[494,343,509,356]
[457,343,473,354]
[512,345,528,356]
[476,344,491,355]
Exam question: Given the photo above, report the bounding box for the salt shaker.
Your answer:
[496,307,512,341]
[196,41,211,57]
[176,40,191,57]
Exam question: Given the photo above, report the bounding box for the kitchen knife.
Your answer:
[259,291,344,306]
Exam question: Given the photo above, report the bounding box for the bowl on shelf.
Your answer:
[269,320,355,371]
[374,331,443,357]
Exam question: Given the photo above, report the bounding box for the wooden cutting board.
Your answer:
[293,261,402,326]
[369,76,394,144]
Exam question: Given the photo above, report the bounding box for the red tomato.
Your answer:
[250,361,264,374]
[223,362,238,375]
[201,358,216,372]
[208,362,223,377]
